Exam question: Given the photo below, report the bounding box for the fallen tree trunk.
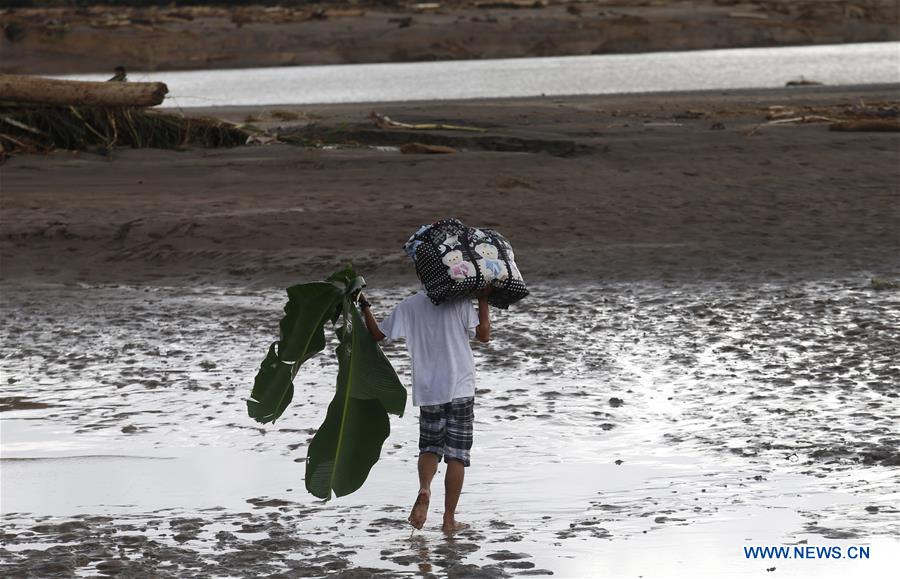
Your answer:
[829,119,900,132]
[0,75,168,107]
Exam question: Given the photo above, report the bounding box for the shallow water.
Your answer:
[60,42,900,107]
[1,280,899,577]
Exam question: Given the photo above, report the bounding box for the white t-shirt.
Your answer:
[378,291,479,407]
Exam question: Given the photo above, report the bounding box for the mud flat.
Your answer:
[1,282,899,577]
[2,0,898,75]
[2,86,900,577]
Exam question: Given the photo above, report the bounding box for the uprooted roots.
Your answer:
[0,105,251,153]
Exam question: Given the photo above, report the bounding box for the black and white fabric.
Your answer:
[418,396,475,466]
[403,218,529,309]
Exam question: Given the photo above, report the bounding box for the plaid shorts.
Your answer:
[418,396,474,467]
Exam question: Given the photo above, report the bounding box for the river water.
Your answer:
[60,42,900,108]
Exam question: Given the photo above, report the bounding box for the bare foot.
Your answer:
[441,520,470,534]
[408,489,430,530]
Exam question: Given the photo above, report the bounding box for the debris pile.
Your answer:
[0,105,251,154]
[0,74,251,154]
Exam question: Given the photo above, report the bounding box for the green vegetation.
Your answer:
[248,266,407,500]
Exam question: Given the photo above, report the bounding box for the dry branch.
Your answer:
[399,142,458,154]
[766,115,838,125]
[369,111,487,132]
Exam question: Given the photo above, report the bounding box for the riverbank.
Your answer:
[2,0,898,75]
[2,85,898,289]
[2,85,900,578]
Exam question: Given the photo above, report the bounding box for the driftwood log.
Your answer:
[0,75,168,107]
[829,119,900,132]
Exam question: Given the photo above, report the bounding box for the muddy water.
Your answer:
[1,280,899,577]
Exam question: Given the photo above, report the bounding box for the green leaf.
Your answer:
[345,304,406,416]
[246,342,295,424]
[280,282,343,363]
[249,265,407,499]
[325,265,355,286]
[326,265,366,301]
[247,282,342,424]
[305,390,390,499]
[305,297,407,499]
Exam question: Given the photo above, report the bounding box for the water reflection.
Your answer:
[59,42,900,107]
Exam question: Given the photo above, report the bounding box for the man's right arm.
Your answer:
[359,295,386,341]
[475,292,491,343]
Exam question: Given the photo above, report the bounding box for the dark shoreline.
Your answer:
[2,0,898,75]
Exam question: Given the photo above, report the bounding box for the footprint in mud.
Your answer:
[555,518,612,540]
[652,516,687,524]
[369,517,409,531]
[444,562,514,578]
[486,550,536,570]
[169,517,206,543]
[245,497,294,508]
[802,523,861,540]
[0,397,56,411]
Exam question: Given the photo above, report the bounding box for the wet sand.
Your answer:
[2,0,898,75]
[2,86,900,577]
[1,283,899,577]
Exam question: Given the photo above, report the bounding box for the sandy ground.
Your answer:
[1,85,898,289]
[2,0,899,75]
[2,86,900,577]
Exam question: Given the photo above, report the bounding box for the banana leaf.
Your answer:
[248,265,407,499]
[247,282,342,424]
[247,343,296,425]
[305,289,407,500]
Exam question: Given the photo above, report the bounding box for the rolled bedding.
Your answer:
[403,218,528,309]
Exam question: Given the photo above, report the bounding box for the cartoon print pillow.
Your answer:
[474,242,508,283]
[506,248,523,281]
[404,218,528,309]
[442,249,475,281]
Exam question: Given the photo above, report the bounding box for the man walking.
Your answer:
[359,288,491,533]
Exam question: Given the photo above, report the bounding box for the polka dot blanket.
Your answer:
[403,218,529,309]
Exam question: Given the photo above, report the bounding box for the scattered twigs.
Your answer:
[752,102,900,134]
[766,105,798,120]
[744,123,762,137]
